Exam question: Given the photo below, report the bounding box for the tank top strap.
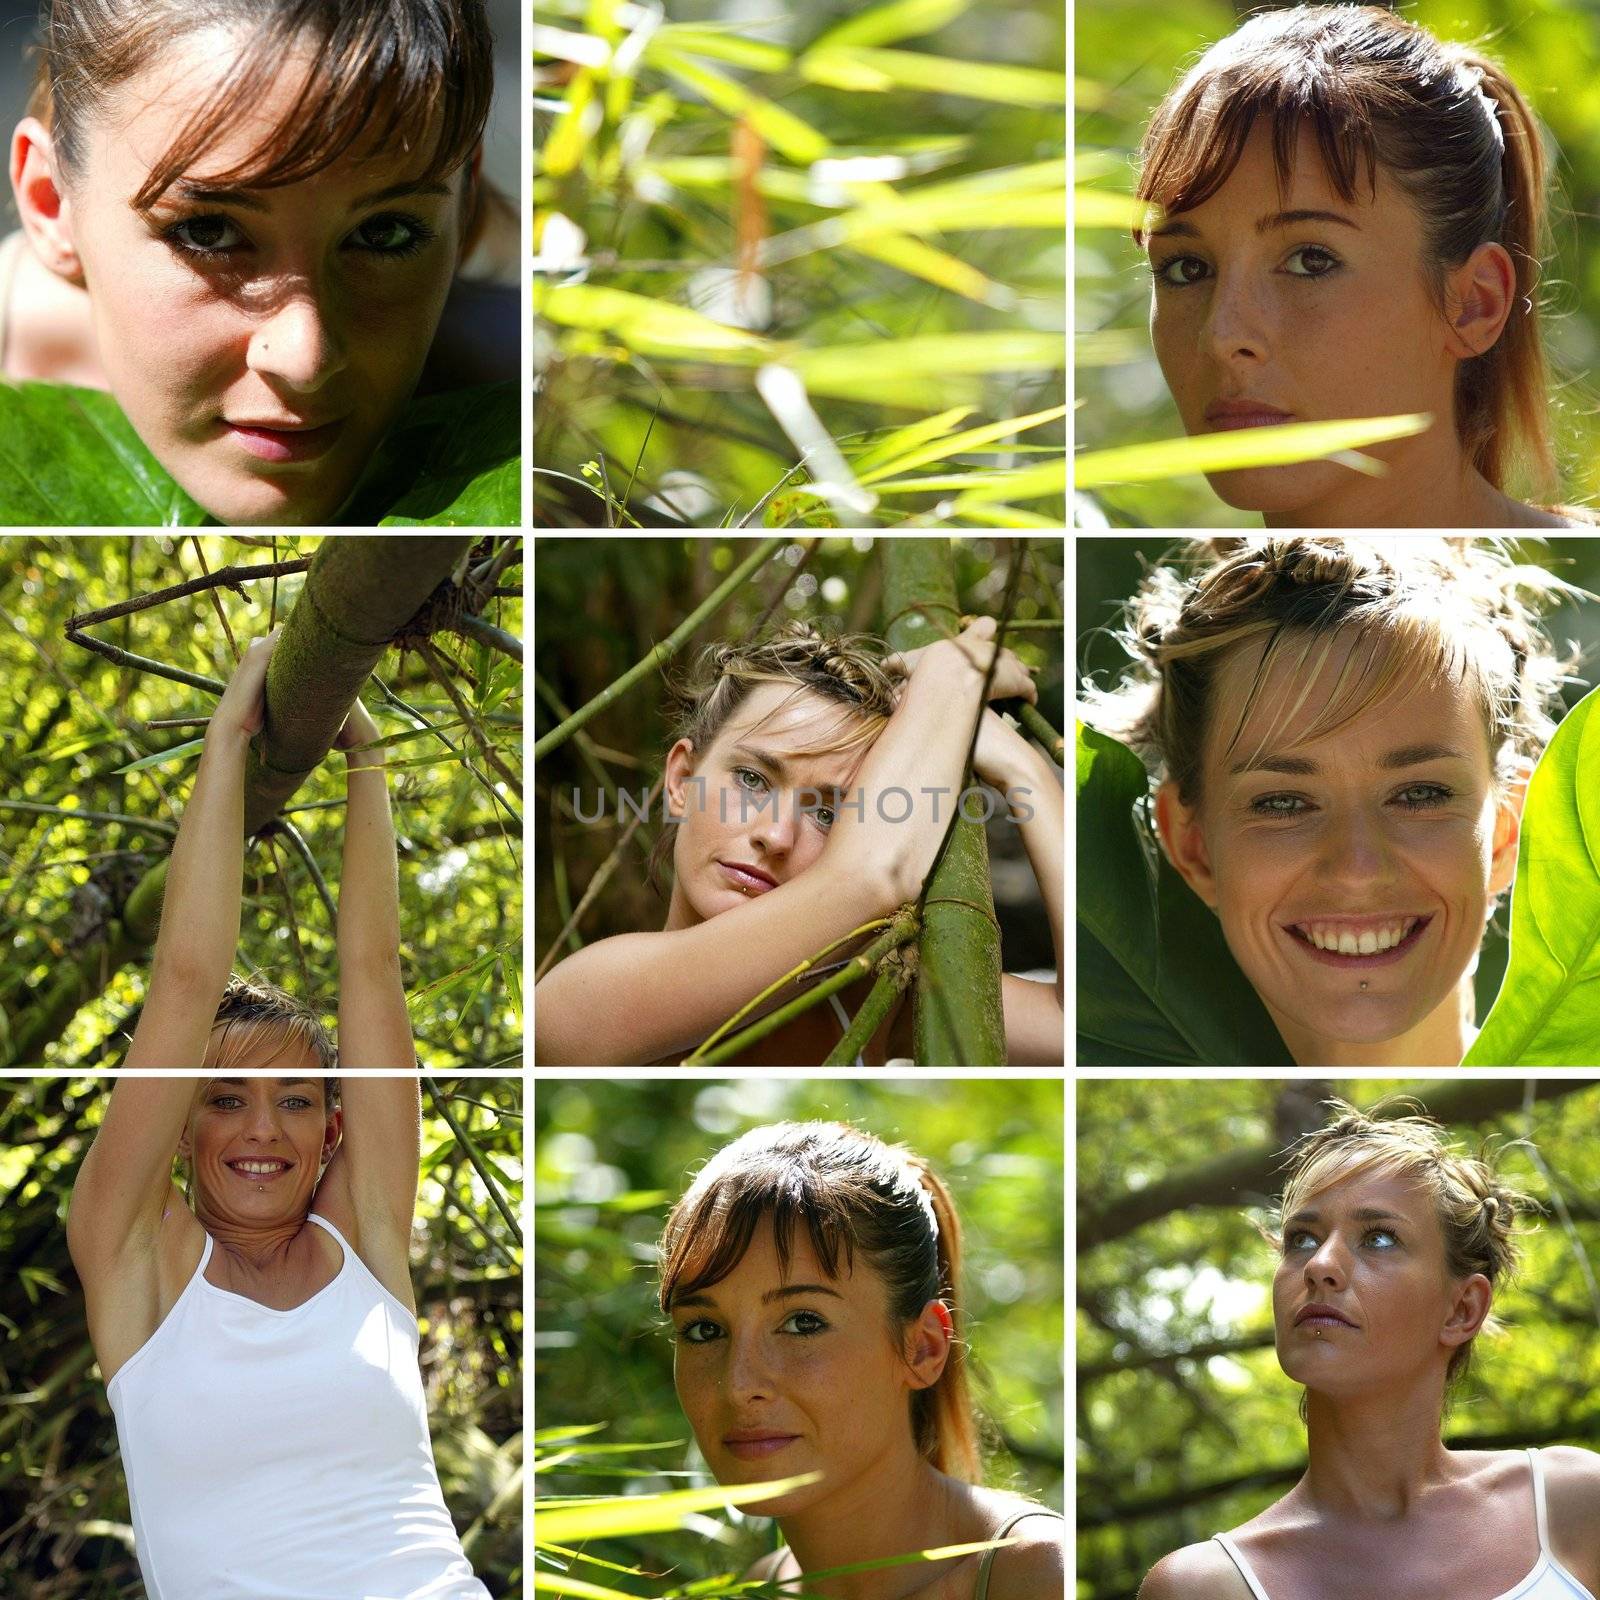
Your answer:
[972,1508,1062,1600]
[1212,1533,1273,1600]
[306,1210,351,1253]
[1528,1446,1552,1551]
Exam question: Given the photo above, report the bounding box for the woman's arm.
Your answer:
[534,623,1024,1066]
[333,699,416,1069]
[974,711,1065,1065]
[121,630,277,1068]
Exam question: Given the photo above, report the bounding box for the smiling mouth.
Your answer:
[223,419,345,465]
[1283,915,1432,970]
[226,1159,292,1180]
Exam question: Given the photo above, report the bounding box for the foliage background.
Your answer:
[1073,535,1600,1035]
[535,0,1067,529]
[1077,1077,1600,1600]
[534,1076,1063,1590]
[0,536,522,1069]
[0,1074,523,1600]
[1074,0,1600,528]
[533,535,1064,992]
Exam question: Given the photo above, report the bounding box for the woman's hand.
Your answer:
[336,698,384,766]
[208,627,281,742]
[885,617,1038,707]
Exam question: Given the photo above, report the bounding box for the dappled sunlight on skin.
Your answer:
[58,27,462,525]
[662,683,875,932]
[1154,630,1526,1066]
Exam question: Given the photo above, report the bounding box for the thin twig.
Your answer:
[65,631,226,696]
[534,537,786,762]
[1016,701,1065,764]
[425,1082,523,1246]
[65,558,311,630]
[190,537,240,663]
[821,948,915,1067]
[265,836,314,995]
[143,717,213,731]
[413,637,523,798]
[450,612,523,661]
[0,799,177,836]
[270,818,338,930]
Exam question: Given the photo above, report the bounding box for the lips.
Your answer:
[1204,398,1294,431]
[719,860,778,895]
[1295,1302,1356,1330]
[226,1158,293,1180]
[224,418,345,464]
[1283,914,1432,971]
[722,1430,800,1459]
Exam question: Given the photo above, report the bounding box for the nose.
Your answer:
[1305,1232,1350,1290]
[1317,805,1390,882]
[1202,267,1270,365]
[745,788,798,858]
[244,1100,285,1142]
[246,289,348,393]
[723,1331,776,1405]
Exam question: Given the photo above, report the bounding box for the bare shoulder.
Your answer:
[986,1522,1064,1600]
[1138,1540,1254,1600]
[1540,1445,1600,1558]
[742,1547,796,1582]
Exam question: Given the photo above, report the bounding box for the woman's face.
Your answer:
[1146,121,1459,518]
[1273,1166,1487,1399]
[668,1216,944,1519]
[61,27,462,525]
[183,1074,339,1222]
[1155,629,1525,1064]
[664,683,873,927]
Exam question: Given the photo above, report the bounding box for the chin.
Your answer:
[1203,460,1350,516]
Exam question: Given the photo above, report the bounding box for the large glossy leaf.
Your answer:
[0,380,519,527]
[1076,720,1294,1066]
[1464,684,1600,1066]
[0,382,208,526]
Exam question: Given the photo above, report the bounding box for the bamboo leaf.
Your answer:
[1075,187,1147,230]
[531,1573,639,1600]
[789,332,1065,405]
[812,0,970,51]
[800,46,1068,105]
[535,1474,823,1541]
[858,403,1068,482]
[849,233,1002,303]
[1073,413,1433,487]
[114,738,205,776]
[535,284,769,361]
[851,407,976,474]
[648,48,831,165]
[650,25,791,72]
[869,459,1069,500]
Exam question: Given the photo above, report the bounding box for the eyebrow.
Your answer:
[1228,742,1471,778]
[1149,208,1361,241]
[214,1078,316,1087]
[730,743,847,796]
[164,179,451,214]
[670,1282,845,1310]
[1285,1206,1408,1228]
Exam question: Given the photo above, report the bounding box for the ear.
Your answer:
[321,1105,344,1167]
[903,1298,954,1391]
[1487,756,1532,902]
[1153,778,1219,911]
[1440,1271,1493,1349]
[10,117,83,283]
[664,737,699,820]
[1442,240,1516,361]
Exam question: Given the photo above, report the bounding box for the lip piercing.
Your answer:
[1359,981,1368,990]
[1313,1328,1322,1338]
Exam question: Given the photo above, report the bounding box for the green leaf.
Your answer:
[858,403,1068,482]
[114,738,206,776]
[1077,721,1294,1066]
[849,233,1001,303]
[649,24,792,72]
[812,0,970,51]
[1075,187,1147,230]
[1073,413,1434,488]
[850,407,975,474]
[531,1574,639,1600]
[535,1473,822,1541]
[799,46,1067,105]
[1464,684,1600,1066]
[535,284,769,361]
[789,332,1064,406]
[648,47,831,165]
[0,382,209,526]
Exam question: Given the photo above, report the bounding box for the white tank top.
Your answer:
[106,1213,490,1600]
[1213,1448,1596,1600]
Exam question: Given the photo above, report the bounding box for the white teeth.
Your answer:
[1301,917,1417,954]
[232,1161,287,1175]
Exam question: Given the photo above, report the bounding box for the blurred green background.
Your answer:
[1075,0,1600,527]
[534,1077,1063,1589]
[1077,1077,1600,1599]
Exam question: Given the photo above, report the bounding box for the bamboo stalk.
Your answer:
[1016,701,1065,764]
[820,947,914,1066]
[533,537,785,762]
[686,910,919,1067]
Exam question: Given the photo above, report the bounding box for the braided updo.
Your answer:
[1276,1098,1532,1387]
[1078,537,1587,812]
[647,622,904,898]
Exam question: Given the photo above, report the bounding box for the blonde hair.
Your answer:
[1276,1099,1532,1387]
[658,1122,981,1479]
[205,973,337,1071]
[1137,4,1556,495]
[1078,537,1587,814]
[648,621,905,898]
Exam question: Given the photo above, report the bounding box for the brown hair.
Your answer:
[28,0,493,214]
[1079,537,1587,817]
[647,621,905,898]
[205,973,338,1071]
[658,1121,981,1480]
[1275,1098,1532,1388]
[1137,4,1555,495]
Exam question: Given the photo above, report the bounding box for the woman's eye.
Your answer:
[780,1310,828,1336]
[1284,244,1341,278]
[1151,254,1209,288]
[1251,784,1453,818]
[1396,783,1452,810]
[1366,1228,1400,1249]
[1251,793,1304,816]
[349,213,435,256]
[1283,1229,1317,1252]
[165,215,246,256]
[283,1097,313,1110]
[734,767,768,792]
[212,1095,243,1110]
[676,1319,721,1344]
[814,806,835,829]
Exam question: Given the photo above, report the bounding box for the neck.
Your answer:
[662,881,701,932]
[193,1201,309,1265]
[1261,424,1534,529]
[1298,1383,1454,1520]
[1269,968,1476,1067]
[777,1452,963,1600]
